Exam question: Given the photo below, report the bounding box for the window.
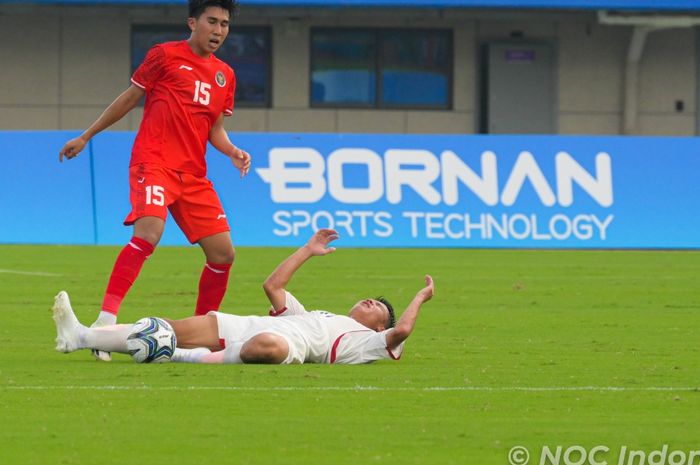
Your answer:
[311,28,452,109]
[131,25,271,107]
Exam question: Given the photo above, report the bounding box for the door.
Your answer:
[481,42,556,134]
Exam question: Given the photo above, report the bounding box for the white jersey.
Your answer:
[214,292,404,365]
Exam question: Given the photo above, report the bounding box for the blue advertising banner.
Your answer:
[0,132,698,248]
[0,131,96,245]
[2,0,700,10]
[213,134,700,248]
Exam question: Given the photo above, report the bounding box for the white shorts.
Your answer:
[212,312,309,364]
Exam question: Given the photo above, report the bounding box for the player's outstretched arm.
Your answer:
[385,275,434,349]
[59,85,145,162]
[263,229,339,310]
[209,114,251,178]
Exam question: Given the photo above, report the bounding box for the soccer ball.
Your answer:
[126,317,177,363]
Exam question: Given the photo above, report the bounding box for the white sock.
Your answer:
[81,324,132,353]
[222,342,244,364]
[200,351,226,364]
[93,311,117,327]
[171,347,212,363]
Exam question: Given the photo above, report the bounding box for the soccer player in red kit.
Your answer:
[58,0,250,361]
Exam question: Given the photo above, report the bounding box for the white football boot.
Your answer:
[52,291,84,353]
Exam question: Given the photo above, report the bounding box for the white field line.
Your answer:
[2,385,699,392]
[0,269,62,277]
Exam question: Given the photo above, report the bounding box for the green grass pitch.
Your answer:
[0,245,699,465]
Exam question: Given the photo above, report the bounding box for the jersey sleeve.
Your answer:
[131,45,166,92]
[223,70,236,117]
[269,291,307,317]
[331,330,405,364]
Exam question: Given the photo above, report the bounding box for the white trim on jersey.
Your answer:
[130,78,146,90]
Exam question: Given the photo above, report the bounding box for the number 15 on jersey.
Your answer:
[193,80,211,106]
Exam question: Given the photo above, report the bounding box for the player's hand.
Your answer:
[59,136,88,162]
[230,147,251,178]
[416,275,434,303]
[306,228,339,256]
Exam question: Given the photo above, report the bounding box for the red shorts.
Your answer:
[124,164,230,244]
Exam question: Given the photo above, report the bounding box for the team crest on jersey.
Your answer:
[215,71,226,87]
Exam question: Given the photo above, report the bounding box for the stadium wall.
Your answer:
[1,131,698,249]
[0,4,696,135]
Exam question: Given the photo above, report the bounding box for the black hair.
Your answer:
[375,296,396,328]
[188,0,239,19]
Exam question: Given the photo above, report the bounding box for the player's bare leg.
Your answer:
[133,216,166,246]
[167,314,226,363]
[166,313,221,350]
[167,318,288,365]
[93,216,164,361]
[199,232,235,264]
[171,335,288,364]
[194,232,235,316]
[240,333,289,364]
[169,332,288,365]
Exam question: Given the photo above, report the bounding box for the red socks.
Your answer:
[195,262,232,316]
[101,238,230,317]
[101,237,155,315]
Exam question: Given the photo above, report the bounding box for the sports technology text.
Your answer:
[258,147,614,243]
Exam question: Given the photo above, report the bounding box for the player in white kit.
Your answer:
[52,229,435,365]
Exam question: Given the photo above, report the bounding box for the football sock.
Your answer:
[94,311,117,326]
[194,262,232,316]
[81,324,132,353]
[101,237,155,315]
[200,350,226,364]
[171,347,212,363]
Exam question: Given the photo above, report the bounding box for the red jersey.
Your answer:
[130,41,236,177]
